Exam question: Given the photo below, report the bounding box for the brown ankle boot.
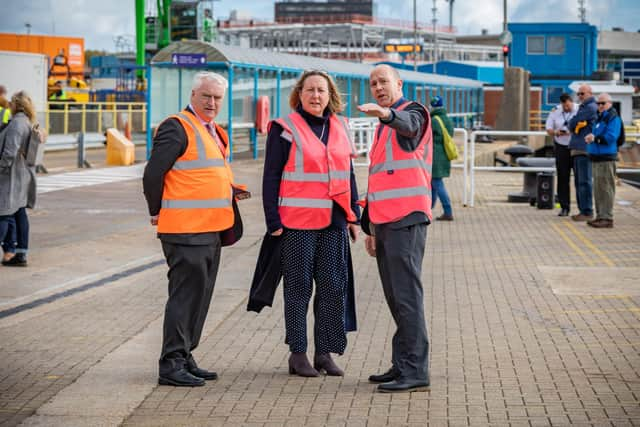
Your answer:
[313,353,344,376]
[288,353,319,377]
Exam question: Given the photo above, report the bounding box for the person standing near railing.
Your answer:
[358,64,432,393]
[0,91,40,267]
[546,93,578,217]
[568,84,598,221]
[143,71,243,387]
[429,95,455,221]
[261,70,360,378]
[585,93,622,229]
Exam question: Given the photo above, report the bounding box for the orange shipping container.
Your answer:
[0,33,85,78]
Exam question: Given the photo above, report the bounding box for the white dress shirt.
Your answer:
[545,103,578,146]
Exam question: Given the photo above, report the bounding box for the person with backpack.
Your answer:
[0,91,40,266]
[429,96,455,221]
[584,92,623,229]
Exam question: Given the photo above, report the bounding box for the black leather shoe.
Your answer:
[368,367,399,383]
[558,208,570,217]
[188,366,218,380]
[2,254,27,267]
[158,368,205,387]
[186,356,218,380]
[377,379,430,393]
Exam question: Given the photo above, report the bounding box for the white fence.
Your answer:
[347,120,640,208]
[463,131,640,207]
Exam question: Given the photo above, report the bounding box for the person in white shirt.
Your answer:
[546,93,578,216]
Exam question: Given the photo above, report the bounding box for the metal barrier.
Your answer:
[348,117,378,166]
[45,102,147,135]
[465,130,640,207]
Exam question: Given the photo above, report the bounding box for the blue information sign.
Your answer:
[171,53,207,67]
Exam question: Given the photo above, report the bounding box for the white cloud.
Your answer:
[0,0,638,51]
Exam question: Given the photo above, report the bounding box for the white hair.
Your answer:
[192,71,228,91]
[597,92,612,102]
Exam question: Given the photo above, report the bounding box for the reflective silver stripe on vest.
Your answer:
[368,186,430,202]
[336,115,357,156]
[161,199,231,209]
[281,116,305,171]
[171,158,226,170]
[369,158,431,175]
[385,130,394,163]
[282,170,350,182]
[176,112,207,161]
[278,197,333,208]
[281,115,351,182]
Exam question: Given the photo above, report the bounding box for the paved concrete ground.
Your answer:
[0,157,639,427]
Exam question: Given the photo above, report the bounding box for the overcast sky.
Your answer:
[0,0,638,51]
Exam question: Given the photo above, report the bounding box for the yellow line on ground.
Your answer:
[564,222,616,267]
[551,223,594,266]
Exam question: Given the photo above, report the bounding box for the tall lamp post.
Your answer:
[413,0,418,71]
[503,0,508,70]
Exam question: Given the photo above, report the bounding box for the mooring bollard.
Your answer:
[77,132,92,169]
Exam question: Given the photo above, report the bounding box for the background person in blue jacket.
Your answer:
[584,93,621,229]
[568,84,598,221]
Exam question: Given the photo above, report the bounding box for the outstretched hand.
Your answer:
[357,103,391,120]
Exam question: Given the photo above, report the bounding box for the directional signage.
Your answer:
[171,53,207,67]
[384,44,422,53]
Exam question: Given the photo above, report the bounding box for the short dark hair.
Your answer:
[559,93,572,103]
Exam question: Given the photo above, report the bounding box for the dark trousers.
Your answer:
[375,222,429,382]
[281,228,348,355]
[573,154,593,216]
[0,214,16,253]
[159,237,221,375]
[554,143,572,211]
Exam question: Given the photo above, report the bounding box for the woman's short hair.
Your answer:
[10,91,36,123]
[192,71,228,91]
[289,70,344,114]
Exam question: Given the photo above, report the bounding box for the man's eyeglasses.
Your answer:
[576,92,585,96]
[596,102,607,105]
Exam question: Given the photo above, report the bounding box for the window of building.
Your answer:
[546,87,564,105]
[547,36,566,55]
[527,36,545,55]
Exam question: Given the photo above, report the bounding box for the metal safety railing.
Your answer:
[45,102,147,135]
[348,117,378,166]
[464,130,640,207]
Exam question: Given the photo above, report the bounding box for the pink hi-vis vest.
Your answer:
[367,102,433,224]
[273,112,357,230]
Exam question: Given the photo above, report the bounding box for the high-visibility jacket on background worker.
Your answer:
[274,111,357,230]
[157,109,235,234]
[0,107,10,124]
[367,101,433,224]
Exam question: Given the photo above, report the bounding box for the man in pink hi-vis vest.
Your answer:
[358,64,432,393]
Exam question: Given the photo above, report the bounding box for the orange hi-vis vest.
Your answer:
[367,101,433,224]
[274,111,357,230]
[157,110,235,234]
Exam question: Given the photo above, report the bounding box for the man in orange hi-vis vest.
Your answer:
[357,64,432,393]
[143,71,243,387]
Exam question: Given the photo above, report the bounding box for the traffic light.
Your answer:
[502,45,510,58]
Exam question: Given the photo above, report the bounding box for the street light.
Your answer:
[25,22,32,35]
